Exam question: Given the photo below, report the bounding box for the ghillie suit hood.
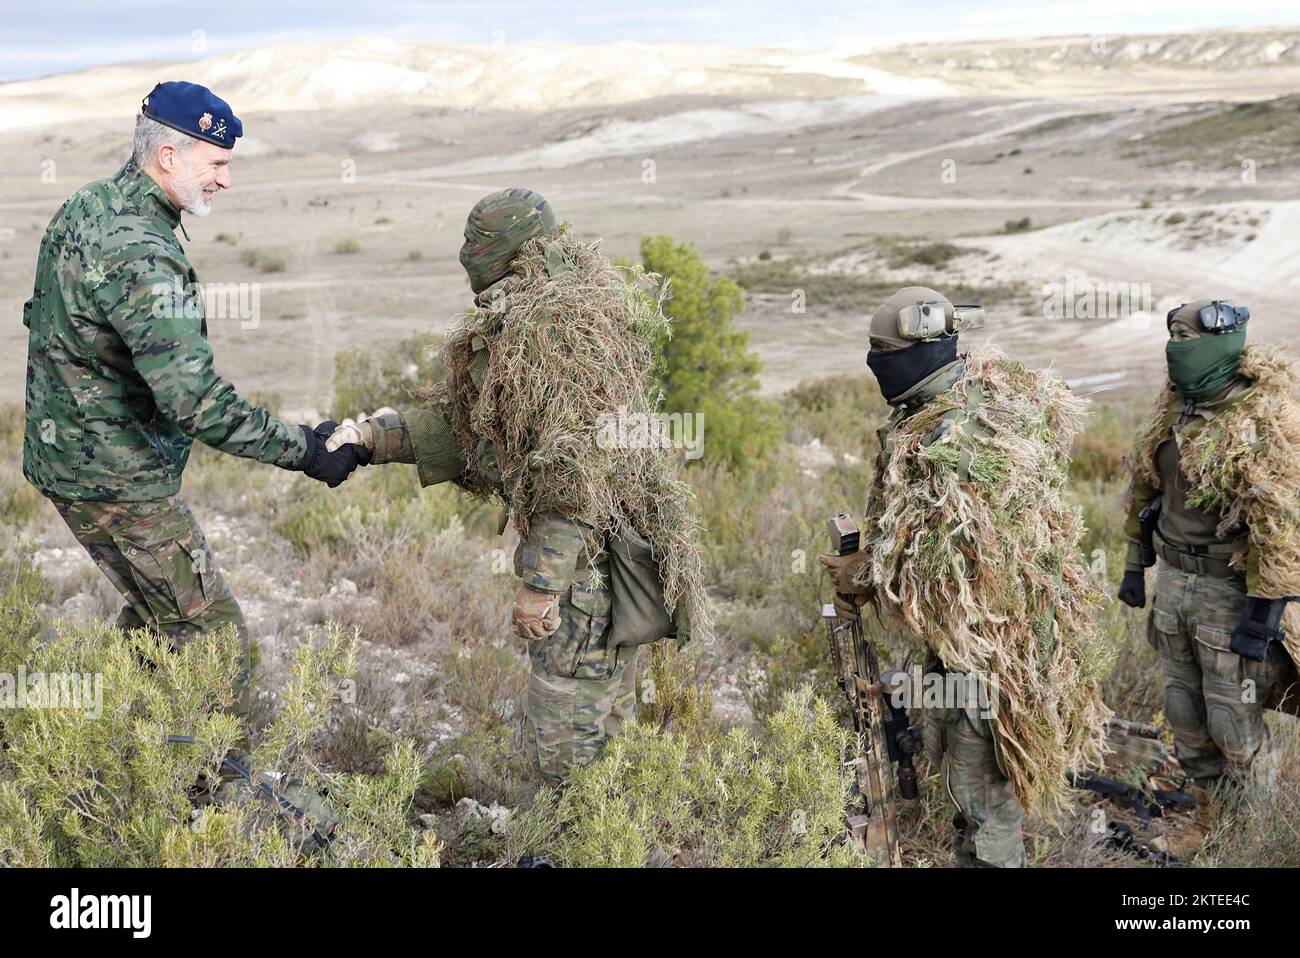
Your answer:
[429,229,713,643]
[855,347,1113,821]
[1131,345,1300,669]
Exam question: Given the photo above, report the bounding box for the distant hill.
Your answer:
[1,29,1298,131]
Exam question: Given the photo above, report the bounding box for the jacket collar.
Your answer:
[114,160,182,230]
[892,357,966,412]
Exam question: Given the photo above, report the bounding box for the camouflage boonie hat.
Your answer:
[459,188,558,293]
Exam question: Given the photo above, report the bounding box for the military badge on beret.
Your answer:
[198,112,213,132]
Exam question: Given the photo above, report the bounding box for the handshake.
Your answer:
[293,411,391,488]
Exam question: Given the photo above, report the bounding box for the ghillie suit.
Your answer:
[1128,344,1300,692]
[856,346,1113,822]
[431,229,713,645]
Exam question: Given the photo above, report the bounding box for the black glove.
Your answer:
[296,421,366,487]
[1230,596,1289,662]
[1117,569,1146,609]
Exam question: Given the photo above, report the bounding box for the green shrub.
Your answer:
[640,235,782,470]
[0,614,440,867]
[508,686,862,867]
[334,239,362,255]
[331,335,446,421]
[884,240,962,270]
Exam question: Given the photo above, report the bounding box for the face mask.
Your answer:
[1165,327,1245,400]
[866,335,959,403]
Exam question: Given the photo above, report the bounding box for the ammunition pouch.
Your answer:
[607,525,678,651]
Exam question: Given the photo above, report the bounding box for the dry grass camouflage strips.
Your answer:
[1131,344,1300,668]
[429,228,714,643]
[856,347,1113,822]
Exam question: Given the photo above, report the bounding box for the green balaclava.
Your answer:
[459,188,559,294]
[1165,301,1247,400]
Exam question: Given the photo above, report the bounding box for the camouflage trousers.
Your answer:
[524,556,640,784]
[1148,559,1286,784]
[51,495,247,644]
[924,670,1027,868]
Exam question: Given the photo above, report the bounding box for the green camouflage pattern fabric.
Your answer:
[51,495,246,642]
[524,551,639,782]
[922,678,1027,868]
[23,160,305,502]
[458,188,558,294]
[365,411,416,464]
[1148,560,1286,783]
[870,359,1027,866]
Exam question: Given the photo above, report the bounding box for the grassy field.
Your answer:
[1,336,1297,868]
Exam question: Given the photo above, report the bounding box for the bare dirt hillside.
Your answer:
[2,29,1298,415]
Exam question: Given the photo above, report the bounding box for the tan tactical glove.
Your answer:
[325,419,375,454]
[819,551,873,622]
[326,408,407,463]
[512,584,562,640]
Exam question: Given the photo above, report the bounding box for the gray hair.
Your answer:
[132,114,195,168]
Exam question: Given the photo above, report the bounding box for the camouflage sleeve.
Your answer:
[93,246,306,468]
[402,405,467,486]
[363,411,416,464]
[514,512,588,594]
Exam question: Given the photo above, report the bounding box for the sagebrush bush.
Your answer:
[508,686,862,867]
[0,559,439,867]
[332,334,447,421]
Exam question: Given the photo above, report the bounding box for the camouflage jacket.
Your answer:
[23,160,306,502]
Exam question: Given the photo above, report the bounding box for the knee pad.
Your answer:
[1164,683,1205,733]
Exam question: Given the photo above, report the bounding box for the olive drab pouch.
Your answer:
[607,525,677,651]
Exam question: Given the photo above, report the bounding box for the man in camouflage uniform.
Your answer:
[326,189,636,783]
[822,286,1026,867]
[1118,301,1290,787]
[23,81,366,666]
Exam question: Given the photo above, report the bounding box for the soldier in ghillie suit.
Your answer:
[1118,301,1300,788]
[326,189,711,783]
[822,286,1111,867]
[22,82,366,677]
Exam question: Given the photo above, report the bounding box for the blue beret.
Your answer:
[141,81,242,148]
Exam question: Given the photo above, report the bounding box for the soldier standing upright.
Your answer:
[1119,301,1300,788]
[326,189,709,783]
[23,81,367,666]
[822,286,1110,867]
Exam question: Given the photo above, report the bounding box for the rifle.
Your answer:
[167,735,335,849]
[1067,770,1197,825]
[822,513,918,867]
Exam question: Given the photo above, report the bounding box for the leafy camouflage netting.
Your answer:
[1131,345,1300,667]
[430,230,713,643]
[856,347,1112,821]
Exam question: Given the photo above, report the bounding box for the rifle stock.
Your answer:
[823,512,917,867]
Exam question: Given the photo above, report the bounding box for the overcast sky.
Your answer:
[2,0,1298,82]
